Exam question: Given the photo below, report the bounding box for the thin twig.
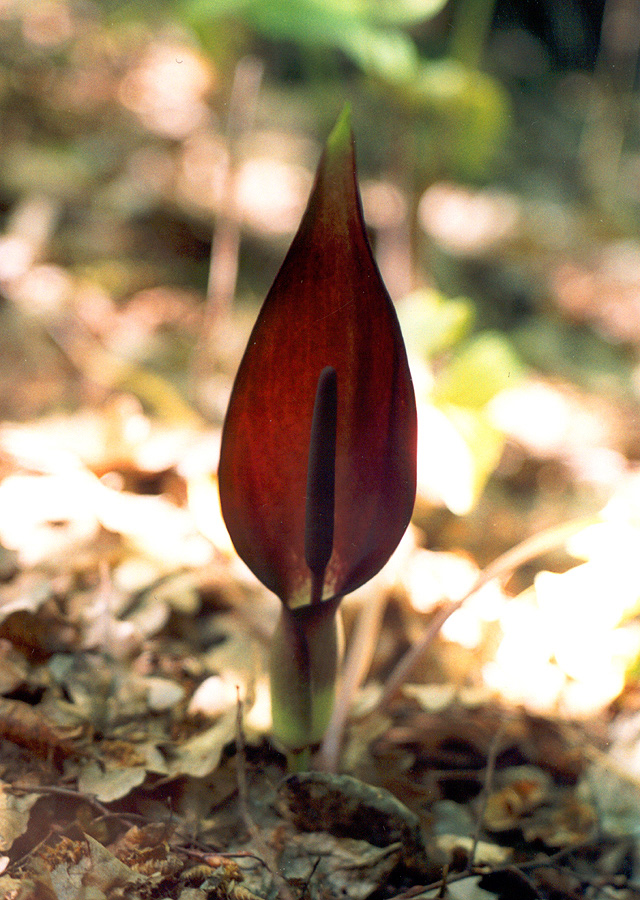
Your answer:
[389,834,617,900]
[8,782,137,825]
[317,588,387,772]
[192,56,263,417]
[180,845,272,870]
[10,826,65,876]
[234,690,294,900]
[387,866,482,900]
[299,856,322,900]
[205,56,263,319]
[468,720,507,872]
[377,513,602,710]
[321,513,602,768]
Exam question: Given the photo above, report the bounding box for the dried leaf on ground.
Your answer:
[0,782,39,853]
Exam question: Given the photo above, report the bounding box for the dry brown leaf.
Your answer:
[0,639,30,693]
[522,792,598,847]
[0,573,53,627]
[483,766,551,832]
[0,698,76,767]
[53,833,145,892]
[166,708,237,778]
[0,874,20,898]
[77,735,168,802]
[77,760,148,803]
[109,823,181,878]
[278,832,402,900]
[0,781,40,853]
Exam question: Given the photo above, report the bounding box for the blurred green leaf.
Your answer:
[400,289,475,361]
[182,0,252,14]
[182,0,508,178]
[442,404,506,512]
[433,331,523,409]
[184,0,447,29]
[407,298,522,513]
[418,400,506,514]
[359,0,450,26]
[183,0,424,83]
[399,59,512,179]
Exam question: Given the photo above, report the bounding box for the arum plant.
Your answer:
[218,108,417,768]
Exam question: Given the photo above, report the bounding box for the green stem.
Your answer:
[270,600,342,761]
[449,0,498,70]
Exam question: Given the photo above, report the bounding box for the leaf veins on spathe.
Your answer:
[218,108,417,609]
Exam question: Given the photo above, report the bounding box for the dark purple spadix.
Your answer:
[305,365,337,600]
[218,107,417,611]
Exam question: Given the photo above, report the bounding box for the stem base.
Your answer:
[270,601,342,755]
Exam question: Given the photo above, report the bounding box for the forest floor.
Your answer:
[2,3,640,899]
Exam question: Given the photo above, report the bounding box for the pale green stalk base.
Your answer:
[270,602,342,762]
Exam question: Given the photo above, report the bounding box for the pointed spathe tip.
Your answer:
[326,105,353,160]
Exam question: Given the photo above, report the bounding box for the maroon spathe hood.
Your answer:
[218,108,417,609]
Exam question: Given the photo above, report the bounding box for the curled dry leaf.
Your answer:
[483,766,551,832]
[0,698,76,769]
[0,781,39,854]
